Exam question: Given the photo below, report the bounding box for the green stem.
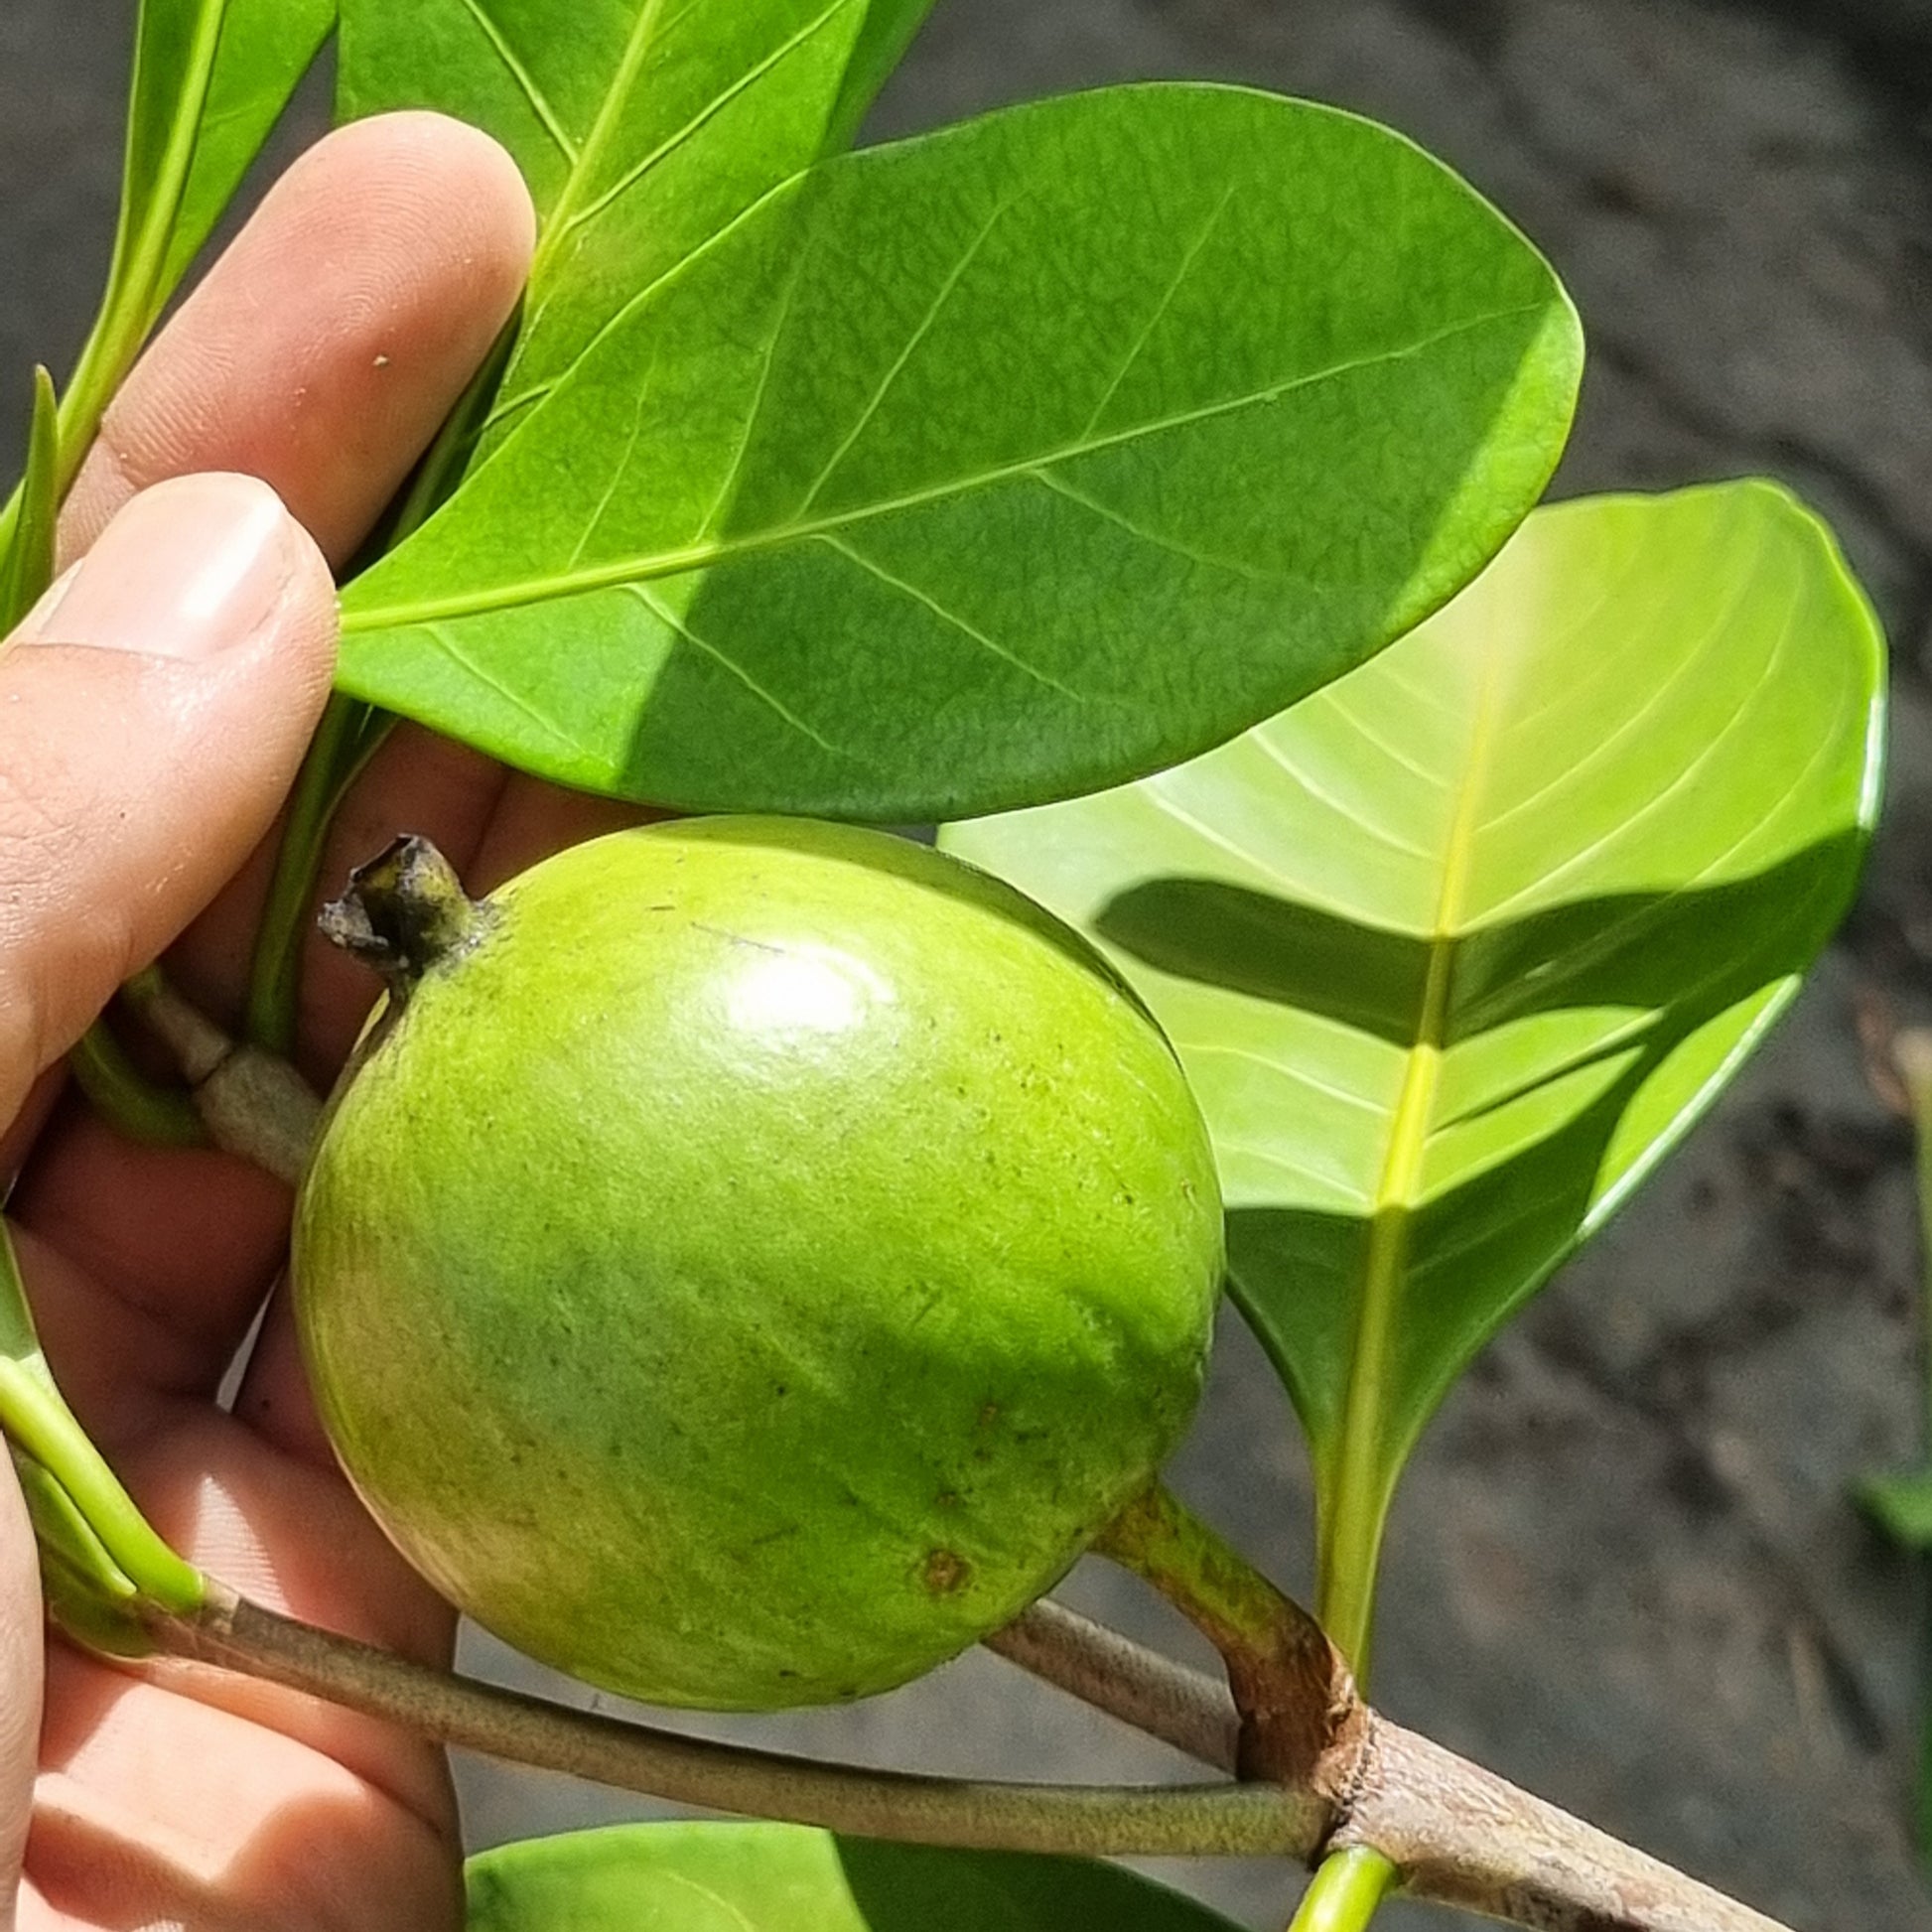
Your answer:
[0,1221,204,1615]
[1287,1849,1398,1932]
[241,312,517,1051]
[0,366,62,636]
[68,1016,206,1148]
[1314,1462,1393,1688]
[244,691,382,1053]
[11,1448,156,1655]
[36,0,229,515]
[1099,1482,1315,1659]
[154,1587,1313,1860]
[1096,1483,1357,1799]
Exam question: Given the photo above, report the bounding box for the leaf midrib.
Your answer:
[531,0,673,256]
[342,300,1545,636]
[1316,637,1503,1663]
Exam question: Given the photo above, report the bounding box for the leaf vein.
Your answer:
[345,300,1553,635]
[1028,467,1279,584]
[815,533,1086,701]
[1080,181,1237,438]
[795,192,1017,518]
[621,583,852,761]
[560,0,859,240]
[454,0,578,163]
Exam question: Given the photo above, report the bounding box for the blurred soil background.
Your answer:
[9,2,1932,1925]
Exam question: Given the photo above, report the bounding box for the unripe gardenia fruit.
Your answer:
[293,818,1223,1710]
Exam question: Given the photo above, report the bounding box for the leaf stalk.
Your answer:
[1286,1848,1397,1932]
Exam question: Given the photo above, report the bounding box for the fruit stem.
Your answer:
[317,834,494,1003]
[1096,1483,1361,1792]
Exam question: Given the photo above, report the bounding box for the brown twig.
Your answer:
[1333,1717,1793,1932]
[989,1580,1793,1931]
[983,1598,1240,1772]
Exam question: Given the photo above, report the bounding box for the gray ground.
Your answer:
[9,1,1932,1926]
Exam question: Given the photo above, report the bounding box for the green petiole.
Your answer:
[1287,1848,1398,1932]
[0,1221,205,1623]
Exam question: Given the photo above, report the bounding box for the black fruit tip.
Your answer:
[319,834,492,1002]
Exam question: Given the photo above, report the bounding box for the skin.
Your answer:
[0,112,656,1930]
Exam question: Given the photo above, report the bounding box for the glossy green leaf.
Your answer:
[945,483,1885,1662]
[822,0,940,151]
[120,0,335,322]
[0,368,60,635]
[338,0,875,471]
[465,1823,1246,1932]
[339,84,1582,820]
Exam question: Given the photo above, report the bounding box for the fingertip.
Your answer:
[66,115,537,565]
[287,109,537,308]
[344,109,538,274]
[0,474,341,1119]
[26,473,337,692]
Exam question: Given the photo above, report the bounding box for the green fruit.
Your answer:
[292,818,1223,1710]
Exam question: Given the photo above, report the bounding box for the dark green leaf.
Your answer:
[465,1823,1246,1932]
[0,368,60,634]
[339,0,875,470]
[339,84,1582,820]
[945,483,1884,1659]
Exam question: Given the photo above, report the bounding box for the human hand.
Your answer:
[0,112,634,1931]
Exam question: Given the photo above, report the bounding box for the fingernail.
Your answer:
[16,474,299,661]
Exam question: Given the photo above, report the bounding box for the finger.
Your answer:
[0,1462,42,1932]
[12,117,534,1412]
[30,1414,457,1932]
[62,112,535,569]
[0,474,337,1131]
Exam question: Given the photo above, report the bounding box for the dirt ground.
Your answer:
[7,2,1932,1926]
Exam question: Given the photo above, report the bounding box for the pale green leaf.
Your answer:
[944,483,1885,1658]
[466,1823,1246,1932]
[339,84,1582,820]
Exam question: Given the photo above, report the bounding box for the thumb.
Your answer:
[0,1461,36,1932]
[0,473,337,1130]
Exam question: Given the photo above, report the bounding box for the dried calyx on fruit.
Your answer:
[293,818,1224,1710]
